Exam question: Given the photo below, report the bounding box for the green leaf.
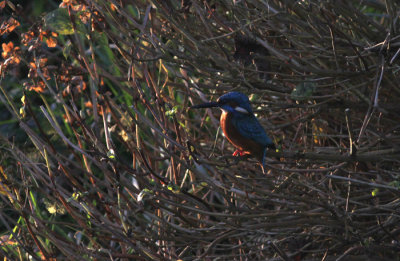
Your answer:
[291,82,316,101]
[388,180,400,188]
[44,8,86,35]
[107,149,115,159]
[19,106,25,118]
[200,182,208,187]
[126,4,140,19]
[44,8,74,35]
[94,33,117,73]
[44,199,66,215]
[249,93,259,102]
[167,183,180,193]
[63,40,72,59]
[137,188,154,202]
[165,106,180,117]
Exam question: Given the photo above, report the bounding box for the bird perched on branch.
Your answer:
[191,92,276,171]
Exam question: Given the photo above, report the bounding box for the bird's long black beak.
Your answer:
[190,101,220,109]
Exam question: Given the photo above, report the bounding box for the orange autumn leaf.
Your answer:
[22,31,35,45]
[38,58,48,67]
[0,17,20,35]
[85,100,93,108]
[28,81,46,93]
[38,29,47,41]
[79,10,90,24]
[29,61,37,70]
[0,1,6,9]
[11,56,20,64]
[6,18,19,33]
[31,85,46,93]
[72,4,86,12]
[2,42,13,58]
[97,105,110,116]
[1,41,20,64]
[71,76,87,92]
[0,235,17,247]
[60,0,86,12]
[59,0,72,7]
[38,29,58,42]
[28,58,50,79]
[110,3,117,11]
[46,37,57,48]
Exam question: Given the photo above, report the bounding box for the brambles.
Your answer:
[1,0,400,260]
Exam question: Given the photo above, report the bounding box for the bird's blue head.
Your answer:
[191,92,253,115]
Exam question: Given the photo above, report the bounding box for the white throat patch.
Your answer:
[234,106,249,114]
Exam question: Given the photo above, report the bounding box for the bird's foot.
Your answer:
[232,150,246,157]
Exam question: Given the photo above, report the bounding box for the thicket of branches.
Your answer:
[1,0,400,260]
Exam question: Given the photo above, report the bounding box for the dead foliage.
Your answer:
[0,0,400,260]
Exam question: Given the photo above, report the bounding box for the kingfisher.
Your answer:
[191,92,275,170]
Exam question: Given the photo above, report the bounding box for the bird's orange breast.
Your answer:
[220,111,265,161]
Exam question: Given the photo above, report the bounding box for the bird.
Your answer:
[191,92,276,171]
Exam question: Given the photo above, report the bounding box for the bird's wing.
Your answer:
[233,115,273,147]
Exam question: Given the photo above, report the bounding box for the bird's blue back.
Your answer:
[231,111,273,148]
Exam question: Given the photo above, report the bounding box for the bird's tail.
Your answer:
[261,147,268,172]
[262,144,279,171]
